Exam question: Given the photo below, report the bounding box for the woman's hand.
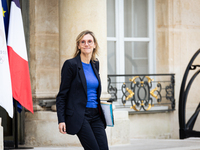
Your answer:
[59,122,66,134]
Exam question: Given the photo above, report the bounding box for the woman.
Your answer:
[56,30,109,150]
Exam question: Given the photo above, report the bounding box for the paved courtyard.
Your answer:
[9,138,200,150]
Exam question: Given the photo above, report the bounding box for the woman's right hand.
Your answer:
[59,122,66,134]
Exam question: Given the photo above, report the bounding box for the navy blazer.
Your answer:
[56,54,106,135]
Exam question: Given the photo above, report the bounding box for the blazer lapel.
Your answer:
[91,61,101,99]
[91,61,100,82]
[76,55,87,96]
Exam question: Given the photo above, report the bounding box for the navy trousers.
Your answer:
[77,108,109,150]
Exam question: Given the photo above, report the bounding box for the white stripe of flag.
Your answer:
[0,0,13,118]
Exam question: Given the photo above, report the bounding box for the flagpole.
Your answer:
[14,100,18,149]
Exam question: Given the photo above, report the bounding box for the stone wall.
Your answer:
[129,112,174,139]
[156,0,200,138]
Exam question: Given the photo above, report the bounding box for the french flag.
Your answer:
[7,0,33,113]
[0,0,13,118]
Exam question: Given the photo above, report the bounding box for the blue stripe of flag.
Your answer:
[13,0,20,8]
[1,0,9,39]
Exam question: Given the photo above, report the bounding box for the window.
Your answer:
[107,0,155,75]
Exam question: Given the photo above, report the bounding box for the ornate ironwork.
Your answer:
[107,74,175,112]
[179,49,200,139]
[126,76,155,111]
[107,76,117,102]
[166,75,175,109]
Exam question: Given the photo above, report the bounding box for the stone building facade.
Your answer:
[1,0,200,148]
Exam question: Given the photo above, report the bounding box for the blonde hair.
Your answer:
[74,30,99,62]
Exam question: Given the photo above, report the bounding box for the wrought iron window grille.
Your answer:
[108,74,175,113]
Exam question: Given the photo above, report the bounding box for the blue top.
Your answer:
[82,62,99,108]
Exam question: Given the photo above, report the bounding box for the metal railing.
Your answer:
[179,49,200,139]
[107,74,175,113]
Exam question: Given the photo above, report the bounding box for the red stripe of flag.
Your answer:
[7,46,33,113]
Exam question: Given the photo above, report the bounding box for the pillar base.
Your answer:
[106,110,130,145]
[24,112,81,147]
[100,92,111,101]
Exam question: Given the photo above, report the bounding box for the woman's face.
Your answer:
[78,34,96,55]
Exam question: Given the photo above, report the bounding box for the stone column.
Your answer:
[0,118,3,150]
[29,0,59,108]
[59,0,110,100]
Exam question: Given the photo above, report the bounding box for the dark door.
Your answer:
[0,106,25,148]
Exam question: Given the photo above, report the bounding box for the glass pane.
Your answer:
[107,41,116,74]
[125,42,148,58]
[125,42,148,74]
[124,0,148,37]
[107,0,115,37]
[131,59,148,74]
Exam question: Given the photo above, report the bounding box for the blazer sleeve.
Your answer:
[56,60,74,124]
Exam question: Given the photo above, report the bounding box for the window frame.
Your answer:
[107,0,156,74]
